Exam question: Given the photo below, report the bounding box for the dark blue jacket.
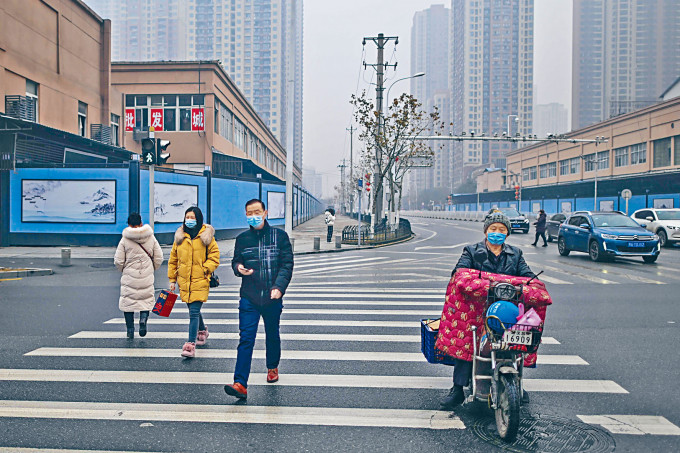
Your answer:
[232,221,294,305]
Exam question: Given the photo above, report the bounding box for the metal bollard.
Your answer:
[290,237,295,253]
[313,237,321,251]
[335,235,342,249]
[61,248,72,267]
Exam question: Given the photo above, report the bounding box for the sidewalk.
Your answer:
[0,214,372,261]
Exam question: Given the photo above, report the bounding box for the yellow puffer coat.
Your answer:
[168,224,220,303]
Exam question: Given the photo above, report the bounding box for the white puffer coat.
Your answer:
[114,225,164,312]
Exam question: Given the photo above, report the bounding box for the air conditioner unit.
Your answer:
[91,124,112,145]
[5,96,36,122]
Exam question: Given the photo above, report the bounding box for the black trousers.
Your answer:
[124,311,149,329]
[327,225,334,242]
[533,231,547,245]
[453,359,473,387]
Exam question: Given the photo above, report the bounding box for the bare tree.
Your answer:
[350,91,443,226]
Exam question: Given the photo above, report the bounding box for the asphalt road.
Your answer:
[0,218,679,452]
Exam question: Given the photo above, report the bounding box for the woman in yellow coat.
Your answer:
[168,207,220,358]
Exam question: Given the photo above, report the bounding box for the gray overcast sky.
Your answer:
[302,0,572,197]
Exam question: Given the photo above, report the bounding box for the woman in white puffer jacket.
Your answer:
[114,213,163,339]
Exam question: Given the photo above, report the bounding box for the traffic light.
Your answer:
[156,139,171,165]
[141,137,156,165]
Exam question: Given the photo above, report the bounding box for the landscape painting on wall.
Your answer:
[268,191,285,219]
[22,180,116,223]
[154,183,198,223]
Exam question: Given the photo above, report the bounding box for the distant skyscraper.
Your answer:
[572,0,680,130]
[450,0,534,184]
[86,0,304,170]
[410,4,451,193]
[533,103,569,137]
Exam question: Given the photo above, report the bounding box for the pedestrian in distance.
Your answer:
[114,213,164,339]
[325,207,336,243]
[532,209,548,247]
[224,198,294,399]
[168,206,220,358]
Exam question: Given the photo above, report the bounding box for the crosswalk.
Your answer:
[2,273,678,451]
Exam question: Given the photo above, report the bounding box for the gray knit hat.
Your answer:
[484,212,511,232]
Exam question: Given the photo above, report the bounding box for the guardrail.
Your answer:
[341,218,413,245]
[401,210,538,222]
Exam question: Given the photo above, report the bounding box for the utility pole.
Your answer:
[148,129,155,229]
[338,159,347,214]
[346,125,355,214]
[363,33,398,232]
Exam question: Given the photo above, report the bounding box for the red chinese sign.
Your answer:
[124,109,135,131]
[150,109,164,131]
[191,108,205,131]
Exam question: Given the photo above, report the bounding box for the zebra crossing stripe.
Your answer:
[207,293,444,299]
[171,308,443,316]
[210,287,443,294]
[536,275,573,285]
[0,400,465,430]
[67,331,561,345]
[295,258,416,275]
[25,348,587,365]
[104,318,419,327]
[0,449,168,453]
[577,415,680,435]
[293,257,386,269]
[0,369,627,393]
[204,300,443,306]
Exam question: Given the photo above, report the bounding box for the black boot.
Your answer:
[126,327,134,339]
[124,312,134,339]
[440,385,465,410]
[139,311,149,337]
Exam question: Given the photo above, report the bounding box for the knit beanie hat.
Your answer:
[484,212,511,232]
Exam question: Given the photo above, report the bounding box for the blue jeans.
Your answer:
[234,297,283,387]
[188,302,206,343]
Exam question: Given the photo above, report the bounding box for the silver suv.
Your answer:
[632,208,680,247]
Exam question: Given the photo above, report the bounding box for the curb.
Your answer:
[293,233,415,256]
[0,268,54,279]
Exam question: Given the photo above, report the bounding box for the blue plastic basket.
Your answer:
[421,319,456,366]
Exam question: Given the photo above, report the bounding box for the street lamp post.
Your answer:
[581,155,606,211]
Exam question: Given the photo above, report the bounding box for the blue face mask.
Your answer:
[247,215,264,228]
[185,219,197,228]
[487,232,507,245]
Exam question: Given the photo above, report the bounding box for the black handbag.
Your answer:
[205,245,220,288]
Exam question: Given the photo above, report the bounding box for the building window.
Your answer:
[597,150,609,170]
[125,94,203,132]
[539,164,548,179]
[584,153,596,172]
[547,162,556,177]
[630,143,647,165]
[570,157,580,174]
[653,138,672,168]
[26,79,39,122]
[111,113,120,146]
[78,101,87,137]
[614,146,628,167]
[674,136,680,166]
[560,159,569,176]
[530,166,537,180]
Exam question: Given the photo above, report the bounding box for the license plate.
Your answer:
[627,242,645,247]
[502,330,532,346]
[512,224,521,228]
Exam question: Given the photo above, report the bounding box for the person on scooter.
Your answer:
[440,212,535,410]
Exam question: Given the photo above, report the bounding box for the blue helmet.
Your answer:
[486,301,520,332]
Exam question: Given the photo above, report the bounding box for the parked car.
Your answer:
[557,211,660,263]
[546,213,567,242]
[631,208,680,247]
[487,207,530,234]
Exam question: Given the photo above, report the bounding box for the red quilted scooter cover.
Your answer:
[435,268,552,366]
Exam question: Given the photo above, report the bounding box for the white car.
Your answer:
[632,208,680,247]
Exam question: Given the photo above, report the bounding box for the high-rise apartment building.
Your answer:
[533,102,569,137]
[86,0,304,170]
[409,4,451,194]
[450,0,534,185]
[572,0,680,130]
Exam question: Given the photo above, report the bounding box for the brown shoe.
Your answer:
[267,368,279,383]
[224,382,247,399]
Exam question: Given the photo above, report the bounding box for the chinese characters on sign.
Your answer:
[150,109,164,131]
[191,108,205,131]
[125,109,135,131]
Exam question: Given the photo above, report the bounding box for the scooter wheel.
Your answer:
[495,374,521,442]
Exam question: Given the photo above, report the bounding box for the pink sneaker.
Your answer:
[181,342,195,358]
[196,328,209,346]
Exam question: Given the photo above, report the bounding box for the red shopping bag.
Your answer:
[153,290,177,317]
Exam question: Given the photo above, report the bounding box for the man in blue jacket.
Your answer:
[224,198,294,399]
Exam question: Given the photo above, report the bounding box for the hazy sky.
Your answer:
[303,0,573,197]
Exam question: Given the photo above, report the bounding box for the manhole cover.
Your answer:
[89,262,115,268]
[471,414,615,453]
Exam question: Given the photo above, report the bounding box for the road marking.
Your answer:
[0,278,22,282]
[26,348,586,365]
[171,308,443,316]
[294,254,361,263]
[538,263,618,284]
[211,287,444,294]
[536,275,573,285]
[414,242,467,251]
[0,449,168,453]
[409,226,438,245]
[69,331,423,342]
[294,257,386,269]
[104,318,420,328]
[295,258,415,275]
[0,369,625,393]
[67,331,561,345]
[209,293,444,299]
[550,260,666,285]
[578,415,680,435]
[0,400,465,430]
[204,300,443,306]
